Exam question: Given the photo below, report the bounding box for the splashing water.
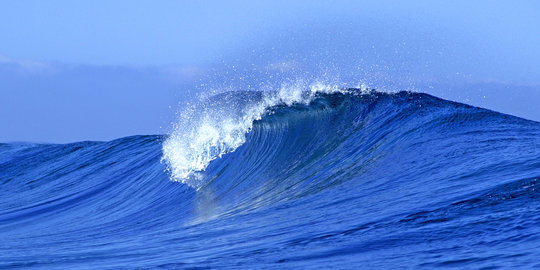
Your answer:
[162,81,367,188]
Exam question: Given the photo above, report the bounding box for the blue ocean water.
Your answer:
[1,89,539,269]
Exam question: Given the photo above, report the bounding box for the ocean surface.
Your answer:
[1,88,539,269]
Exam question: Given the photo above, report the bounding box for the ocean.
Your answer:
[1,87,539,269]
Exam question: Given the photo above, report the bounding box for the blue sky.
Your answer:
[1,1,540,142]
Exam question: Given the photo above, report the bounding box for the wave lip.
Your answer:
[161,82,366,188]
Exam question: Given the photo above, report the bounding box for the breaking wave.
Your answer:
[1,86,539,269]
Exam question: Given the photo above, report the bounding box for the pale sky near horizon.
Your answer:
[1,1,540,142]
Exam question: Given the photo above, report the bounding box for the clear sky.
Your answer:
[1,1,540,142]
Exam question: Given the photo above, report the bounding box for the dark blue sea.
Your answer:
[1,89,539,269]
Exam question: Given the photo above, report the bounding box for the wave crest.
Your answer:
[161,82,365,188]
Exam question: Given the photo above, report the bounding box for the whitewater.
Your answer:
[1,85,539,269]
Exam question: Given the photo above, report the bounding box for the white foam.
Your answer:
[161,81,362,189]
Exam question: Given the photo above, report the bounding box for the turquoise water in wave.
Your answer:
[1,90,539,269]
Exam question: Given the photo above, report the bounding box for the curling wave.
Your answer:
[162,82,354,188]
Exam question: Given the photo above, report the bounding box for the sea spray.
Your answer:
[161,81,368,188]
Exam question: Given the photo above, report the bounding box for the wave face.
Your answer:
[1,89,540,269]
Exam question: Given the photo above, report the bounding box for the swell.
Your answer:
[0,136,194,232]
